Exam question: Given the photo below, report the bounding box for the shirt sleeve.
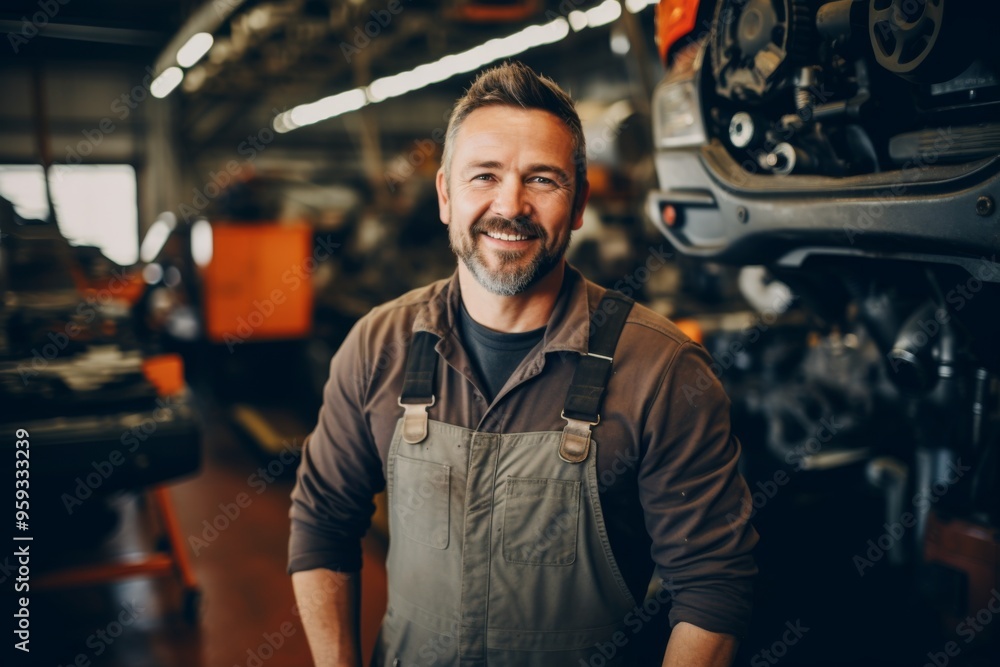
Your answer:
[639,340,758,637]
[288,316,386,574]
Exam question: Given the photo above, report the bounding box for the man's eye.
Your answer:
[473,174,494,181]
[529,176,556,185]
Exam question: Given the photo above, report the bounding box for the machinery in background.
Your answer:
[0,198,202,622]
[649,1,1000,664]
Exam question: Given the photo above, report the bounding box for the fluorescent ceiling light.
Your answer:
[176,32,214,68]
[140,219,172,263]
[276,88,368,132]
[586,0,622,28]
[568,10,589,31]
[368,18,568,104]
[191,218,213,267]
[151,67,184,98]
[625,0,658,12]
[277,0,658,132]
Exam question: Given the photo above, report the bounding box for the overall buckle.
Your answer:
[399,396,435,444]
[559,410,599,463]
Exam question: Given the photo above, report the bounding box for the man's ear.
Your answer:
[571,179,590,231]
[436,168,450,225]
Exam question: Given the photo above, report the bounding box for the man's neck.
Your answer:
[457,261,565,333]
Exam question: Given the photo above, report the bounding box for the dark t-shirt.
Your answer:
[457,301,546,403]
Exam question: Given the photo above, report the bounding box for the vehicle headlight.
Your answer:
[652,42,708,149]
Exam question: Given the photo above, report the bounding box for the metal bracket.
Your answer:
[559,410,599,463]
[399,396,435,444]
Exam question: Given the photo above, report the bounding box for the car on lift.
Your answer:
[648,1,1000,664]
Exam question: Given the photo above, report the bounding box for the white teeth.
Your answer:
[485,231,530,241]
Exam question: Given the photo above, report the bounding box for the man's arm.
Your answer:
[293,569,362,667]
[662,622,738,667]
[288,316,383,664]
[637,340,758,659]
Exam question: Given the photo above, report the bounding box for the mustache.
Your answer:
[472,216,545,239]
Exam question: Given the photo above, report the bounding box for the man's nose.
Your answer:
[490,178,530,220]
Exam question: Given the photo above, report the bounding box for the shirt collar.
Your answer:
[412,262,594,357]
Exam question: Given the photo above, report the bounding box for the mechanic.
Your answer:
[288,61,758,667]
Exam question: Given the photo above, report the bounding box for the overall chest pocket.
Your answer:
[502,477,580,566]
[392,456,450,550]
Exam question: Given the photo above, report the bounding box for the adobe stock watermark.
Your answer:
[213,0,240,19]
[51,599,145,666]
[923,588,1000,667]
[384,128,446,193]
[404,612,460,665]
[749,619,810,667]
[7,0,72,54]
[874,0,933,38]
[384,106,453,193]
[233,621,298,667]
[556,243,674,364]
[726,411,844,533]
[188,441,300,555]
[579,578,678,666]
[58,67,161,166]
[886,255,1000,375]
[222,235,340,352]
[339,0,410,63]
[681,287,795,407]
[17,268,141,384]
[178,111,286,223]
[60,393,186,514]
[852,457,971,576]
[843,127,956,244]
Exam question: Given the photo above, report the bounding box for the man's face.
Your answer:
[437,105,588,296]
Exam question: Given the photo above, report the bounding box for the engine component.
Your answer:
[889,123,1000,164]
[868,0,975,83]
[887,300,956,395]
[760,141,817,173]
[711,0,815,100]
[728,111,758,147]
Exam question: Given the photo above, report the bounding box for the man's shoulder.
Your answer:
[359,276,452,333]
[581,276,692,350]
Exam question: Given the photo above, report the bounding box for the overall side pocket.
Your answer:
[502,477,580,565]
[392,456,450,550]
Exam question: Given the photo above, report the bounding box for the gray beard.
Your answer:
[451,224,569,297]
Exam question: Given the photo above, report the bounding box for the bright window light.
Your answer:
[176,32,214,68]
[49,164,139,265]
[0,165,50,221]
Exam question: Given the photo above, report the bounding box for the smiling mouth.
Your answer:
[481,230,536,242]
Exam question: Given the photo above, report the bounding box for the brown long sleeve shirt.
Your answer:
[289,264,758,637]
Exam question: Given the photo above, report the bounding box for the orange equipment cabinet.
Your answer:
[202,222,314,343]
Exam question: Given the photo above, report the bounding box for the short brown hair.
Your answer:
[442,61,587,210]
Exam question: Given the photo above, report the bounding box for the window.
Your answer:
[0,164,139,266]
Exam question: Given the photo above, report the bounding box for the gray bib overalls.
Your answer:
[373,291,639,666]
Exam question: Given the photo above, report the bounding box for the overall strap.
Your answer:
[560,290,635,463]
[398,330,439,444]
